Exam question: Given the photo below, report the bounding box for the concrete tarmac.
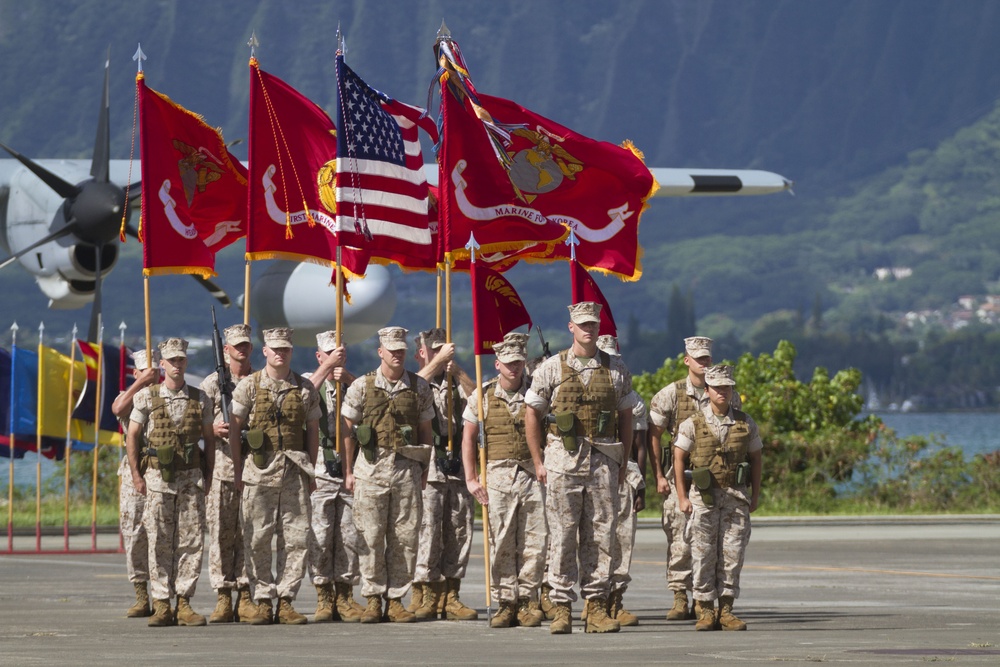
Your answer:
[1,516,998,665]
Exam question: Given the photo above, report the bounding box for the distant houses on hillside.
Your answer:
[903,294,1000,331]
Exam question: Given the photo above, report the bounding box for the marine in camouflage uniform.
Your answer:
[341,326,435,624]
[649,336,741,621]
[199,323,254,623]
[411,328,477,621]
[673,364,762,632]
[112,349,159,618]
[126,338,214,628]
[305,330,365,623]
[462,332,546,629]
[230,328,321,626]
[525,303,636,635]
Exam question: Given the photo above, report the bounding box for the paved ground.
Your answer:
[1,516,998,665]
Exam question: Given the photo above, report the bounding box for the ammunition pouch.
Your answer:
[154,445,176,483]
[437,450,463,477]
[138,455,149,478]
[735,461,750,487]
[691,466,714,508]
[245,429,266,469]
[553,412,578,452]
[398,424,414,447]
[355,424,376,464]
[596,410,612,437]
[322,447,343,478]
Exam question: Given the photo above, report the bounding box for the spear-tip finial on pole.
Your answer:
[464,232,480,261]
[565,225,580,261]
[105,45,111,70]
[436,20,451,42]
[119,321,127,345]
[72,323,78,339]
[248,31,259,58]
[336,24,346,57]
[133,43,146,73]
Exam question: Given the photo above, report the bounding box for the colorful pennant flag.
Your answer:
[335,55,438,271]
[137,76,247,277]
[470,258,533,355]
[73,341,124,439]
[572,260,618,337]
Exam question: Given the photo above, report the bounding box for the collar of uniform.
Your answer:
[492,380,525,402]
[685,376,705,398]
[158,383,188,398]
[376,368,411,391]
[703,405,734,425]
[259,369,295,390]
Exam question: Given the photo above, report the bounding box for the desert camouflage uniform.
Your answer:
[200,372,249,592]
[610,394,647,593]
[525,351,635,604]
[307,376,361,587]
[674,405,762,601]
[130,384,212,602]
[342,369,434,599]
[118,452,148,585]
[465,380,546,603]
[415,377,473,584]
[232,371,320,603]
[650,380,741,593]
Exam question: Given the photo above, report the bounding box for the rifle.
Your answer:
[211,306,231,423]
[536,325,552,358]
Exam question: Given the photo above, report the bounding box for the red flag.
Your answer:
[335,55,437,272]
[138,76,247,277]
[470,259,533,355]
[247,60,368,276]
[572,260,618,337]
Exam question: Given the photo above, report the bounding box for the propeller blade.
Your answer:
[0,142,81,200]
[90,47,111,183]
[0,224,77,270]
[125,223,140,239]
[127,181,142,205]
[192,275,232,308]
[88,242,104,343]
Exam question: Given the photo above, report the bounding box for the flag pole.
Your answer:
[91,322,104,550]
[63,324,78,551]
[435,265,443,328]
[244,32,258,329]
[567,226,581,302]
[243,260,252,326]
[35,322,44,552]
[465,233,492,620]
[445,258,455,456]
[7,321,18,551]
[334,248,344,454]
[117,321,127,552]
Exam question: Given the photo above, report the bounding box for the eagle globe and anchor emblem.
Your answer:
[504,126,584,203]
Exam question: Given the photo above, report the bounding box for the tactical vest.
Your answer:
[689,410,751,488]
[431,378,463,451]
[249,371,306,453]
[671,380,699,437]
[549,350,617,439]
[363,370,421,449]
[318,381,335,450]
[483,381,529,461]
[147,386,204,471]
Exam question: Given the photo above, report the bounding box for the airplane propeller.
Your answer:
[0,49,230,342]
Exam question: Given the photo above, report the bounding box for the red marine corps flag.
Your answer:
[468,235,533,355]
[137,74,247,277]
[572,255,618,337]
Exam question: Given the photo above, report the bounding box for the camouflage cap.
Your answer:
[131,348,160,371]
[596,334,620,356]
[492,337,527,363]
[418,327,447,349]
[315,330,338,353]
[502,331,530,346]
[568,301,601,324]
[263,327,294,349]
[157,337,189,360]
[378,326,409,351]
[684,336,713,359]
[704,364,736,387]
[224,323,251,346]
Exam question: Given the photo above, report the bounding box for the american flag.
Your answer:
[335,55,438,270]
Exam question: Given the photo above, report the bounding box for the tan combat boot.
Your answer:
[584,597,620,634]
[549,601,572,634]
[360,595,382,624]
[490,600,517,628]
[126,581,151,618]
[385,598,416,623]
[175,596,207,626]
[717,595,747,631]
[147,599,174,627]
[334,582,363,622]
[443,577,478,620]
[245,599,273,625]
[235,587,254,623]
[666,589,693,620]
[539,584,557,621]
[314,583,335,622]
[694,599,717,631]
[277,597,308,625]
[516,597,543,627]
[416,580,444,620]
[609,588,639,627]
[209,588,233,623]
[406,581,424,613]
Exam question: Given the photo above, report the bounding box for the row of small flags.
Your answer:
[0,341,127,460]
[132,29,653,354]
